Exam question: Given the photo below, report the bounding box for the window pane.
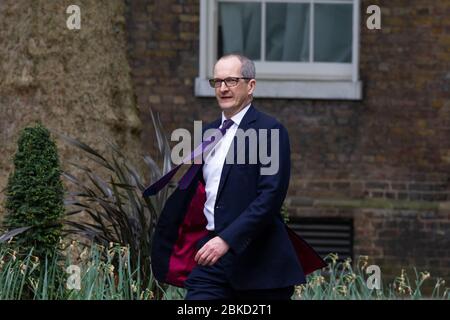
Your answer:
[266,3,310,62]
[314,4,353,63]
[218,2,261,60]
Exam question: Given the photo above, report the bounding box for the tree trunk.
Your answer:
[0,0,143,218]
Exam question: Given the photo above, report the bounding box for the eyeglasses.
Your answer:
[208,77,252,88]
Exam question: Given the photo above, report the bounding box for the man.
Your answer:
[146,54,325,300]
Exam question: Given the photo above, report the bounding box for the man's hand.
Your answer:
[195,236,230,266]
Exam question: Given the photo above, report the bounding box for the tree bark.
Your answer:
[0,0,143,218]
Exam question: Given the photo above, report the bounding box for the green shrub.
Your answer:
[4,123,65,258]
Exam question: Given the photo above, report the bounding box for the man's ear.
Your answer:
[248,79,256,95]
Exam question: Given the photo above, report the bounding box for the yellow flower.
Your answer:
[343,258,352,270]
[107,249,115,260]
[69,240,78,250]
[20,263,27,275]
[294,286,303,297]
[420,271,430,281]
[435,279,445,288]
[329,253,339,264]
[108,264,115,276]
[146,289,154,300]
[80,248,89,260]
[338,285,348,296]
[358,255,369,270]
[120,246,129,255]
[343,273,357,284]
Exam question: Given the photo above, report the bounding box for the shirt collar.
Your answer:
[221,103,251,127]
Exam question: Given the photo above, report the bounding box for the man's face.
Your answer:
[213,57,255,117]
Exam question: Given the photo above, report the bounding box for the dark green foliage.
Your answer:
[4,123,65,257]
[60,110,172,298]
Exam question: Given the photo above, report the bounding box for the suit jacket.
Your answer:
[151,105,326,290]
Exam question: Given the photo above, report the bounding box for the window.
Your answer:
[196,0,362,100]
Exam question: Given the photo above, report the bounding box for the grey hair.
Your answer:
[217,53,256,79]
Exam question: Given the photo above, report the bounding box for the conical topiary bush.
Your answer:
[4,123,65,257]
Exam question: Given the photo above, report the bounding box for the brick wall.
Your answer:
[125,0,450,282]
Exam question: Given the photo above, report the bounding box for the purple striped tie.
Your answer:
[142,119,234,197]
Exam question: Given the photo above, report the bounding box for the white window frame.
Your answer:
[196,0,362,100]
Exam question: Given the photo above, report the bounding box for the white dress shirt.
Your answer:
[202,104,251,231]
